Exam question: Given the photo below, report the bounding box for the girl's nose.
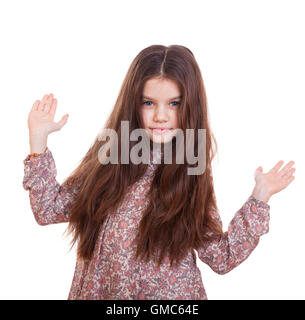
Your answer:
[154,105,169,122]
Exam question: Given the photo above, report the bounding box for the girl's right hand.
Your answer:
[28,93,69,136]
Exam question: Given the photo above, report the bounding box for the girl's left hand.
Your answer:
[251,160,296,203]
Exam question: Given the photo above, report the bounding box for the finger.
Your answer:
[282,167,296,179]
[284,175,295,186]
[49,98,57,117]
[279,161,295,177]
[38,94,49,111]
[287,175,295,183]
[269,160,284,174]
[44,93,53,113]
[31,100,40,112]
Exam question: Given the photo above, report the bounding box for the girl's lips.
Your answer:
[151,128,172,134]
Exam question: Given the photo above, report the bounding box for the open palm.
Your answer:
[28,93,69,135]
[254,160,296,197]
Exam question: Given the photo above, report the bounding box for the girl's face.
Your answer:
[140,77,181,144]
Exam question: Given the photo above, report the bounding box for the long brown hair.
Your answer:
[62,44,224,269]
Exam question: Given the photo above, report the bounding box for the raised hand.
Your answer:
[251,160,296,203]
[28,93,69,136]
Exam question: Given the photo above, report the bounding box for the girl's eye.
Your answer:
[142,101,180,106]
[142,101,153,106]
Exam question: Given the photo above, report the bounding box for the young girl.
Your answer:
[23,45,295,300]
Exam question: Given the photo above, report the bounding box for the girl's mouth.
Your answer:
[151,128,172,135]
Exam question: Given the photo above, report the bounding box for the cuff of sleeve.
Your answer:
[243,195,271,237]
[23,147,56,190]
[24,146,51,165]
[247,195,270,211]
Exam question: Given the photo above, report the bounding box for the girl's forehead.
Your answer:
[142,85,181,101]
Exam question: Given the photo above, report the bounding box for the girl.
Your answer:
[23,45,296,300]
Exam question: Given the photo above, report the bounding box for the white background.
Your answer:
[0,0,304,299]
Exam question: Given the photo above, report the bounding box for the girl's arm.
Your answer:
[197,195,270,275]
[23,146,81,225]
[197,159,296,275]
[23,93,71,225]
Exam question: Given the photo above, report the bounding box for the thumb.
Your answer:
[56,114,69,129]
[255,166,263,177]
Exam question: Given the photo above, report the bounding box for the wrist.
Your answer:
[29,129,48,138]
[29,132,48,154]
[251,185,271,203]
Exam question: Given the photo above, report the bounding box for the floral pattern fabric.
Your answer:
[23,146,270,299]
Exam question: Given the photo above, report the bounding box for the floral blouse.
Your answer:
[22,146,270,300]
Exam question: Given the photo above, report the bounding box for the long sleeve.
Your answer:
[197,195,270,275]
[22,146,81,226]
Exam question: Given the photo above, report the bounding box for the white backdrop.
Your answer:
[0,0,303,299]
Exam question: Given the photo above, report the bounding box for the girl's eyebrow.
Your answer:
[142,95,182,100]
